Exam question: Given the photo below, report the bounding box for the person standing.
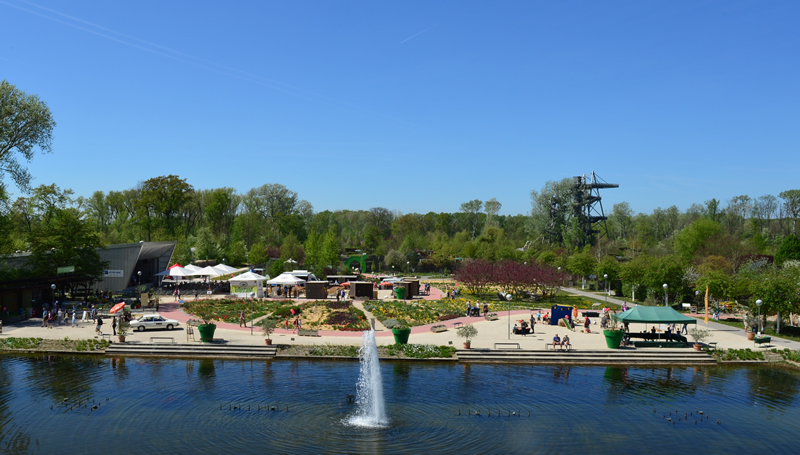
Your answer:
[95,316,103,335]
[112,317,117,336]
[71,310,76,327]
[239,310,246,327]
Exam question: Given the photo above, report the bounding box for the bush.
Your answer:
[383,318,401,329]
[273,306,303,318]
[327,301,351,310]
[386,343,456,358]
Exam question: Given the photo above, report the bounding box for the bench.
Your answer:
[545,343,571,351]
[452,322,463,329]
[754,336,771,347]
[633,341,687,348]
[100,333,111,341]
[706,341,718,351]
[150,337,175,344]
[298,330,320,337]
[494,343,521,350]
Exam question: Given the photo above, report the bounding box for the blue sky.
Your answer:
[2,0,798,216]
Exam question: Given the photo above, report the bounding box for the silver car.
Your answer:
[131,314,180,332]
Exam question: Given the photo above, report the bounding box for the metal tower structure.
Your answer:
[572,171,619,247]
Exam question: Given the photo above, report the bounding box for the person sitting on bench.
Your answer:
[562,335,571,349]
[552,334,562,350]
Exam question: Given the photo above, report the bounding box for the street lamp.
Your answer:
[406,261,410,274]
[663,283,668,307]
[604,274,608,303]
[558,267,562,287]
[756,299,763,335]
[50,283,56,310]
[138,271,142,307]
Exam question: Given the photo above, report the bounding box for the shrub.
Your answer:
[273,306,303,318]
[386,343,456,358]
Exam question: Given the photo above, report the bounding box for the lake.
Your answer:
[0,355,797,454]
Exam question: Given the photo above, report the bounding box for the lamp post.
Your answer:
[50,283,56,310]
[663,283,668,307]
[406,261,410,274]
[558,267,562,287]
[137,270,142,300]
[756,299,763,335]
[604,274,608,303]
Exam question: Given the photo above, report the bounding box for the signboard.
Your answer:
[232,284,257,295]
[104,270,124,278]
[57,266,75,274]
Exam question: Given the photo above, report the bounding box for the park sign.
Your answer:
[104,270,124,278]
[57,266,75,274]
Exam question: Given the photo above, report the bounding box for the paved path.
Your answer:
[3,287,799,351]
[561,286,626,307]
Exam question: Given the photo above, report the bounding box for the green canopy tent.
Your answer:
[618,306,697,325]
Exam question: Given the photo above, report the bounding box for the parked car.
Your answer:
[131,314,180,331]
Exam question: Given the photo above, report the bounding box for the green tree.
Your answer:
[460,199,483,239]
[247,242,268,266]
[483,198,502,232]
[384,249,406,273]
[566,250,596,289]
[0,80,57,191]
[673,218,723,263]
[775,234,800,265]
[780,190,800,235]
[136,175,194,241]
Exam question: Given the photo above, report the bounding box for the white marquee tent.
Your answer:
[230,271,269,298]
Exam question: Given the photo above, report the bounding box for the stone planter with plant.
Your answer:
[259,318,278,345]
[457,324,478,349]
[689,327,712,351]
[116,316,130,342]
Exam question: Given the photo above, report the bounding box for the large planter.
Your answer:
[197,323,217,342]
[603,329,625,349]
[265,338,273,346]
[392,327,411,344]
[117,336,126,343]
[746,331,756,341]
[394,287,407,300]
[693,343,702,351]
[463,341,471,349]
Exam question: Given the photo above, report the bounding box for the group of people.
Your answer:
[465,301,489,317]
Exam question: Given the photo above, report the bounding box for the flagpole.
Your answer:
[704,286,709,325]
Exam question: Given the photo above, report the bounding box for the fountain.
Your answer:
[347,319,388,427]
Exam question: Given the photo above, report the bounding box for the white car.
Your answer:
[131,314,180,332]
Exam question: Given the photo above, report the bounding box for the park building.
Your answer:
[0,241,176,323]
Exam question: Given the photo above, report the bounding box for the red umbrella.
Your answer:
[379,281,393,286]
[341,282,351,286]
[110,302,126,314]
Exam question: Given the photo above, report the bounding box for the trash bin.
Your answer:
[394,287,406,300]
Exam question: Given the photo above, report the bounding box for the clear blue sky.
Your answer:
[2,0,798,216]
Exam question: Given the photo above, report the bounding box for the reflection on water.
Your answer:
[1,355,799,454]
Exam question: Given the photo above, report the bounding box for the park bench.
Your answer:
[633,341,686,348]
[545,343,572,351]
[452,321,463,329]
[298,330,320,337]
[754,336,771,348]
[150,337,175,344]
[494,343,521,350]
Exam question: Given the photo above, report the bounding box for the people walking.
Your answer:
[239,310,246,327]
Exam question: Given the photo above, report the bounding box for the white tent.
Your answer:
[183,264,202,272]
[190,266,225,277]
[214,264,239,274]
[230,271,269,298]
[155,266,193,277]
[268,273,306,286]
